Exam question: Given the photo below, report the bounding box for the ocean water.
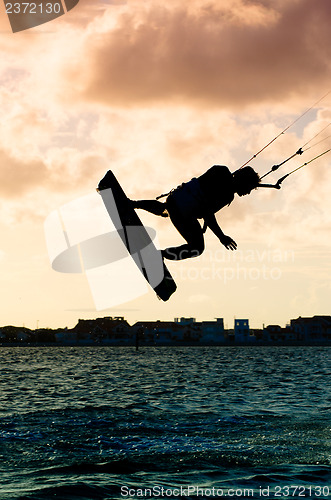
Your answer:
[0,346,330,500]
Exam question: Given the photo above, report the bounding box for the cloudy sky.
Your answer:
[0,0,330,330]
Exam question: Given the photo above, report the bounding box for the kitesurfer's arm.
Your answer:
[203,214,237,251]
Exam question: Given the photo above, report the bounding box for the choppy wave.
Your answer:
[0,346,330,499]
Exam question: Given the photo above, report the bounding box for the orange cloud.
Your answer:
[0,149,47,197]
[65,0,331,108]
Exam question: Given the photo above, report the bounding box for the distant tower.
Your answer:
[234,319,250,343]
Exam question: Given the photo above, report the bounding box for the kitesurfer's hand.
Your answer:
[220,235,237,250]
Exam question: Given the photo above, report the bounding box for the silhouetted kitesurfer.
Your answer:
[131,165,260,261]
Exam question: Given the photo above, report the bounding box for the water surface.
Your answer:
[0,346,330,499]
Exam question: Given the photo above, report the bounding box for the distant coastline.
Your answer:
[0,315,330,347]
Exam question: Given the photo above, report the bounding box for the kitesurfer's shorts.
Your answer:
[166,178,205,219]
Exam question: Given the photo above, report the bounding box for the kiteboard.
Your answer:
[97,170,177,301]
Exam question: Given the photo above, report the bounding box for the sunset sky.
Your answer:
[0,0,330,330]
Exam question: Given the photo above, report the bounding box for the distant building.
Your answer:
[173,317,201,343]
[72,317,132,345]
[263,324,297,343]
[235,319,251,343]
[17,331,30,342]
[174,317,196,325]
[200,318,225,344]
[133,318,204,344]
[0,326,33,343]
[290,316,331,344]
[1,314,331,346]
[132,320,180,344]
[55,328,77,345]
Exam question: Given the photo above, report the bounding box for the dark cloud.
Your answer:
[70,0,331,108]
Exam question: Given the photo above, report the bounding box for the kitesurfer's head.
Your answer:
[233,167,260,196]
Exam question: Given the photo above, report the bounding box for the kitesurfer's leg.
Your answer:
[131,199,168,217]
[162,220,204,260]
[162,199,204,260]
